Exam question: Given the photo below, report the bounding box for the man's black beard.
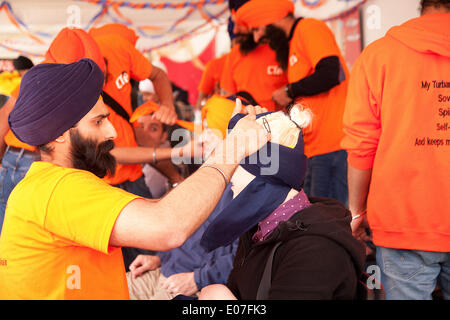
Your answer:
[235,33,259,55]
[69,129,116,178]
[260,24,290,70]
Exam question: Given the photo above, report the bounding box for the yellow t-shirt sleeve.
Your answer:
[44,171,141,254]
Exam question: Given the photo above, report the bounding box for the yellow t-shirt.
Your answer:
[0,161,140,299]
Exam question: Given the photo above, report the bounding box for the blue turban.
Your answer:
[9,58,104,146]
[200,111,308,252]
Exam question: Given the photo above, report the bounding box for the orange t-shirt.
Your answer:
[0,161,140,299]
[4,85,36,152]
[220,44,288,112]
[288,18,349,158]
[93,34,153,185]
[198,54,227,95]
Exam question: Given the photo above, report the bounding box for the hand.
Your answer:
[176,135,204,159]
[152,104,177,126]
[200,128,222,160]
[129,254,161,279]
[351,214,373,255]
[272,86,292,108]
[231,98,268,118]
[225,101,271,161]
[160,272,198,296]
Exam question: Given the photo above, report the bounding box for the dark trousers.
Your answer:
[303,149,348,206]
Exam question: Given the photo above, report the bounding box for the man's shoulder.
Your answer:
[20,162,101,189]
[294,17,331,36]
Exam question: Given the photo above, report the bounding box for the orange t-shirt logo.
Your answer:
[267,65,283,76]
[289,54,298,67]
[115,71,129,90]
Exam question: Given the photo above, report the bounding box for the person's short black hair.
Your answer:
[420,0,450,13]
[12,55,34,71]
[229,0,249,11]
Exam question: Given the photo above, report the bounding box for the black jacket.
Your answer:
[226,197,366,300]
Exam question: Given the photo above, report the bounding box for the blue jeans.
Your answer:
[0,147,37,234]
[303,149,348,206]
[114,175,156,270]
[376,246,450,300]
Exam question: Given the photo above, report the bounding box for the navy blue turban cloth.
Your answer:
[9,58,104,146]
[201,111,308,252]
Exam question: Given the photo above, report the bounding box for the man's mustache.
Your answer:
[97,139,115,154]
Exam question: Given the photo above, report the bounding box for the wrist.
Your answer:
[171,146,183,159]
[152,255,162,268]
[351,209,367,221]
[285,84,293,99]
[152,148,157,165]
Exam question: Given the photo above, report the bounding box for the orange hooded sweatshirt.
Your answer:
[342,13,450,252]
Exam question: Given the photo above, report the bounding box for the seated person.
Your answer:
[198,105,366,300]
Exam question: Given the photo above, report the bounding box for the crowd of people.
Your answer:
[0,0,448,300]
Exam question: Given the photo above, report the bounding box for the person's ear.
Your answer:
[55,130,71,143]
[54,135,65,143]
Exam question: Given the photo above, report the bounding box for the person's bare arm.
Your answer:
[110,103,270,251]
[0,96,16,159]
[149,66,177,125]
[110,137,202,165]
[195,91,208,111]
[348,165,372,241]
[110,146,178,165]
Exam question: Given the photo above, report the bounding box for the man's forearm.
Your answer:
[111,146,180,165]
[195,92,207,110]
[347,165,372,216]
[158,162,237,247]
[111,140,240,251]
[150,69,175,110]
[287,56,344,98]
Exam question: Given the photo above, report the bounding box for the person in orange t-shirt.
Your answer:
[0,59,269,299]
[220,10,288,112]
[342,1,450,300]
[220,42,287,112]
[236,0,349,205]
[195,54,228,110]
